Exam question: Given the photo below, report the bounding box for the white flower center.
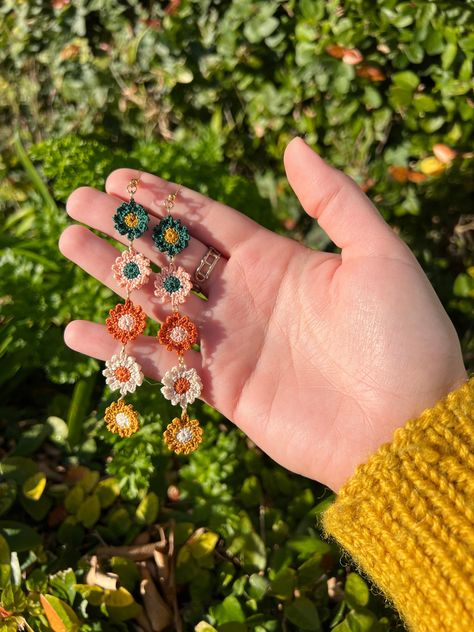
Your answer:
[170,326,187,343]
[176,427,193,443]
[115,412,130,428]
[118,314,135,331]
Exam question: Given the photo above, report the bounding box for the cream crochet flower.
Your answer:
[160,365,202,408]
[102,351,144,396]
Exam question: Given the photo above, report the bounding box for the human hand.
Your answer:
[59,137,467,492]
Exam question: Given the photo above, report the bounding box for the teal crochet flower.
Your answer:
[113,200,149,240]
[152,215,190,256]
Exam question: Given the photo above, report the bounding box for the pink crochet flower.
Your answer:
[112,249,151,292]
[154,263,192,306]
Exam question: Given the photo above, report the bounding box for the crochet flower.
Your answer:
[102,351,144,396]
[161,364,202,408]
[113,200,149,240]
[163,414,203,455]
[152,216,190,256]
[112,249,151,292]
[158,313,198,353]
[154,264,192,305]
[106,299,147,343]
[104,400,140,437]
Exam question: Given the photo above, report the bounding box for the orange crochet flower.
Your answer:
[163,413,203,455]
[106,299,147,343]
[104,400,140,438]
[158,312,198,354]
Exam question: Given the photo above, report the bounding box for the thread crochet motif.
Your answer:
[320,378,474,632]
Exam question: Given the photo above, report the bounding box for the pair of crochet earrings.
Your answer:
[102,178,203,454]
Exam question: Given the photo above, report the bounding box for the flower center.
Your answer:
[114,366,131,382]
[163,275,182,293]
[176,427,193,443]
[164,227,179,244]
[170,326,187,343]
[174,377,190,394]
[118,314,135,331]
[123,262,140,279]
[124,212,139,228]
[115,412,130,428]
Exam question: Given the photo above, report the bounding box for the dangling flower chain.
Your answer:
[102,179,203,454]
[103,178,150,437]
[152,189,204,454]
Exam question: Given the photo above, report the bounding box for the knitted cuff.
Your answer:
[320,378,474,632]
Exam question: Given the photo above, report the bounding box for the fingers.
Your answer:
[284,137,401,257]
[66,186,219,275]
[105,168,270,256]
[64,320,203,380]
[58,224,205,322]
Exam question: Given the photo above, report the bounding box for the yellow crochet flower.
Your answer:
[163,414,203,455]
[104,400,140,438]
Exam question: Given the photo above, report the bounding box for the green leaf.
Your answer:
[0,534,11,588]
[76,494,101,528]
[0,521,41,552]
[77,470,100,494]
[195,623,218,632]
[46,416,69,445]
[49,569,77,604]
[106,507,132,536]
[95,478,120,508]
[40,594,80,632]
[248,574,269,601]
[420,116,445,133]
[67,375,96,448]
[239,476,263,507]
[244,14,279,44]
[1,583,27,611]
[26,568,48,593]
[103,586,134,607]
[135,491,159,525]
[110,556,140,592]
[64,485,84,514]
[287,536,330,559]
[74,584,104,606]
[57,517,84,546]
[0,480,17,517]
[284,596,321,630]
[442,43,457,70]
[12,423,51,457]
[0,457,38,484]
[20,494,52,521]
[391,71,420,91]
[297,554,324,588]
[22,472,47,501]
[188,531,219,561]
[270,567,296,600]
[454,273,474,298]
[344,573,370,608]
[346,608,378,632]
[212,595,246,624]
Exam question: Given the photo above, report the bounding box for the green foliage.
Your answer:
[0,0,473,630]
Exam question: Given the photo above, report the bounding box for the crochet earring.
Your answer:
[102,178,151,437]
[152,189,204,455]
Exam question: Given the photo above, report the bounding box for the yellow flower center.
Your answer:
[164,227,179,244]
[124,212,139,228]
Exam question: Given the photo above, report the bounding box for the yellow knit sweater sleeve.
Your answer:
[320,378,474,632]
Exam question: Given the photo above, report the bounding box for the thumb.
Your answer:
[284,137,400,257]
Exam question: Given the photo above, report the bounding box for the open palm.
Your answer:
[60,138,466,492]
